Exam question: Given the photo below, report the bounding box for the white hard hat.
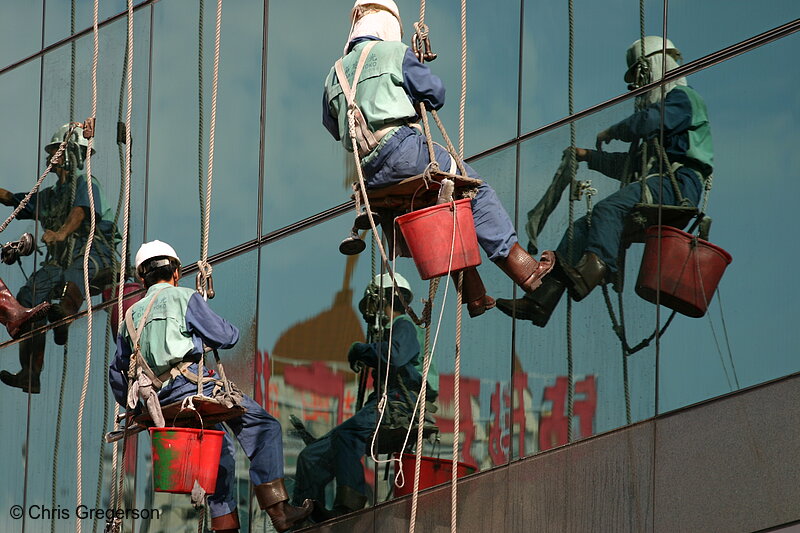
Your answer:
[358,272,413,315]
[350,0,401,24]
[624,36,681,83]
[135,240,181,276]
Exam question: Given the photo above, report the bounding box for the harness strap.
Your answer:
[124,287,168,389]
[335,41,379,156]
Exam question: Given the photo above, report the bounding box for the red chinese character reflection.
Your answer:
[538,375,597,451]
[436,375,480,467]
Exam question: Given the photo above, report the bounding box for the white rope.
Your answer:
[110,0,135,519]
[75,0,100,530]
[198,0,222,298]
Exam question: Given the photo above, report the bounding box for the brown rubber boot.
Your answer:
[559,251,608,302]
[495,243,555,295]
[0,332,46,393]
[49,281,83,345]
[451,267,495,318]
[255,479,313,532]
[210,510,240,532]
[0,277,51,339]
[496,276,566,327]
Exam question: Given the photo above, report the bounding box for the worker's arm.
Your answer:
[577,148,631,181]
[598,88,693,145]
[42,205,85,244]
[185,292,240,350]
[348,318,420,371]
[109,333,133,407]
[0,188,14,206]
[402,48,445,111]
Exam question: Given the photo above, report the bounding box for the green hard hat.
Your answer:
[45,123,91,154]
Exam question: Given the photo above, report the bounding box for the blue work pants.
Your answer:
[292,397,379,505]
[362,127,518,261]
[158,364,284,520]
[556,168,703,272]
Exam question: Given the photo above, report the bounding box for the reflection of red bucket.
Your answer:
[395,199,481,280]
[149,427,225,494]
[392,453,478,497]
[102,282,144,335]
[636,226,732,318]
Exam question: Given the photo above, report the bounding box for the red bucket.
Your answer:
[395,199,481,280]
[635,226,732,318]
[149,427,225,494]
[102,282,144,336]
[392,453,478,497]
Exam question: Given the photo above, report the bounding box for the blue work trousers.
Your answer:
[362,127,518,261]
[292,396,379,505]
[16,255,106,307]
[557,168,703,272]
[158,364,284,519]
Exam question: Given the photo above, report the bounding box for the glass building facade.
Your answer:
[0,1,797,531]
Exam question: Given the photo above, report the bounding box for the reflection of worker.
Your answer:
[108,241,312,533]
[324,0,553,317]
[498,37,713,326]
[292,273,437,520]
[0,124,120,393]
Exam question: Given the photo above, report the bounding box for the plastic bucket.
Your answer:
[149,427,225,494]
[102,282,144,336]
[392,453,478,497]
[395,199,481,280]
[635,225,732,318]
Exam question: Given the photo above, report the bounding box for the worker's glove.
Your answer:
[348,342,368,373]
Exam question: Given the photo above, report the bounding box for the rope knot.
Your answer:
[195,260,215,299]
[412,22,437,63]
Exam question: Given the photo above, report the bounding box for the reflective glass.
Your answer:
[514,103,661,458]
[657,33,800,413]
[148,0,262,261]
[668,0,799,65]
[521,0,665,132]
[44,0,149,48]
[0,0,43,69]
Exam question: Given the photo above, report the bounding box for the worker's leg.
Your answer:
[292,433,335,505]
[207,430,240,525]
[330,400,378,504]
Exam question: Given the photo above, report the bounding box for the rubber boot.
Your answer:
[451,267,495,318]
[311,485,368,523]
[496,276,565,327]
[210,510,240,532]
[495,243,555,295]
[49,281,83,345]
[559,251,608,302]
[0,277,50,339]
[0,331,46,394]
[255,479,313,532]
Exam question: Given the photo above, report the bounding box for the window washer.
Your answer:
[0,124,120,393]
[497,37,713,326]
[324,0,554,318]
[292,273,437,520]
[108,241,312,533]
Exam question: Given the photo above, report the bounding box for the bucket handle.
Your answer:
[173,396,207,437]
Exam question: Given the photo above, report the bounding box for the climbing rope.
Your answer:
[75,0,100,531]
[197,0,223,300]
[198,0,207,251]
[109,0,136,523]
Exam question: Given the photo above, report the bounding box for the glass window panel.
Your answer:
[521,0,665,132]
[514,104,661,458]
[668,0,798,65]
[0,0,43,69]
[148,0,262,261]
[657,33,800,413]
[44,0,149,48]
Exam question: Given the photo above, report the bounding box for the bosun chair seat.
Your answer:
[135,396,246,429]
[621,203,699,246]
[359,170,482,258]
